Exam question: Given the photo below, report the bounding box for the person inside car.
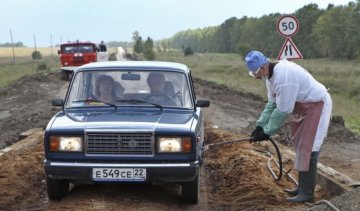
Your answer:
[146,72,177,106]
[95,75,123,103]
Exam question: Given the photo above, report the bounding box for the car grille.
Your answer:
[86,133,154,155]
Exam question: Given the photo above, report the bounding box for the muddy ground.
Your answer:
[0,72,359,210]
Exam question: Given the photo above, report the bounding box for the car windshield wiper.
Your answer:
[73,99,117,109]
[116,99,163,110]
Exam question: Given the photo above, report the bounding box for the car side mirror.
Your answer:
[57,50,61,54]
[196,100,210,107]
[51,99,64,107]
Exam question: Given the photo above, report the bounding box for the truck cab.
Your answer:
[58,41,108,80]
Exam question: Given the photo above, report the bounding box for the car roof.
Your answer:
[75,61,190,74]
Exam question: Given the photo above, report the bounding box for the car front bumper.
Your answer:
[44,159,200,184]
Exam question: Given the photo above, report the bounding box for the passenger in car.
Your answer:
[146,72,177,106]
[95,75,123,103]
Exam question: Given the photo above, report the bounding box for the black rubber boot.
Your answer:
[287,152,319,203]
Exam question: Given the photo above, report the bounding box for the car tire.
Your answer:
[179,176,199,203]
[46,177,70,200]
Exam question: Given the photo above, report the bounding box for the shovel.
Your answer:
[204,137,251,151]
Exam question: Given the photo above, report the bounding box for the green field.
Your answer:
[156,51,360,135]
[0,47,60,87]
[0,48,359,134]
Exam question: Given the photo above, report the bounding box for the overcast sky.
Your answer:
[0,0,353,47]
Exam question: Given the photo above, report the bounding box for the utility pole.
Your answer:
[33,34,39,65]
[9,29,16,64]
[33,34,37,56]
[50,34,53,56]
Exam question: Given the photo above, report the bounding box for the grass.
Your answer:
[158,52,268,95]
[0,47,56,57]
[0,56,59,88]
[0,47,61,87]
[157,51,360,134]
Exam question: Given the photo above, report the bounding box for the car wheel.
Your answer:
[46,177,70,200]
[179,176,199,203]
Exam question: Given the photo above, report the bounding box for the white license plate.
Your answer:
[92,168,146,181]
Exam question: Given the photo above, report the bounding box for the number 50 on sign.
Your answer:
[277,15,299,37]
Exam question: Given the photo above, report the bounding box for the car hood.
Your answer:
[50,109,196,133]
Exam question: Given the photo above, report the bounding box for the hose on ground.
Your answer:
[305,200,340,211]
[266,137,283,181]
[284,168,298,185]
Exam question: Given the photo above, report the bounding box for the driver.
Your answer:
[146,72,177,106]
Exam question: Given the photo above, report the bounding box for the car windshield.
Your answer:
[65,70,194,109]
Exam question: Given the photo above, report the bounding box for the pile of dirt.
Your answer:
[0,132,47,210]
[202,127,323,210]
[0,72,65,149]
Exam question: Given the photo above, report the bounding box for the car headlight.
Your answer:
[49,136,83,152]
[157,136,192,153]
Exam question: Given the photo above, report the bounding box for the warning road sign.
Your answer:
[277,38,303,60]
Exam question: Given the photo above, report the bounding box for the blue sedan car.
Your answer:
[44,61,210,203]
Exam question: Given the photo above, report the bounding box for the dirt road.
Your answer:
[0,72,359,210]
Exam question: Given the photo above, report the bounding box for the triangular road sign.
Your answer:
[277,37,303,60]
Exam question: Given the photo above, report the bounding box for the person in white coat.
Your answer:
[244,50,332,203]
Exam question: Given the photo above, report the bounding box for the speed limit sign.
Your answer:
[277,15,299,37]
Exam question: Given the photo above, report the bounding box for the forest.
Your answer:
[162,1,360,59]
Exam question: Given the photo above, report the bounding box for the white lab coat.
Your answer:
[266,59,332,151]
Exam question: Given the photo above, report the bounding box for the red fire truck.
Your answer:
[58,41,108,80]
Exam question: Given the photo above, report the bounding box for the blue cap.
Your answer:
[244,50,268,72]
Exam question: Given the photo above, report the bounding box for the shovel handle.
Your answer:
[205,137,251,149]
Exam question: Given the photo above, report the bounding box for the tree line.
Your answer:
[0,42,25,47]
[132,31,156,60]
[161,1,360,59]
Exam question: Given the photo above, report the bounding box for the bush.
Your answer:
[143,50,156,60]
[109,53,117,61]
[157,46,162,52]
[37,62,48,70]
[184,47,194,56]
[32,51,42,60]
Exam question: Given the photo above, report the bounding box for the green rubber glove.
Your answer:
[256,101,277,128]
[263,108,288,135]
